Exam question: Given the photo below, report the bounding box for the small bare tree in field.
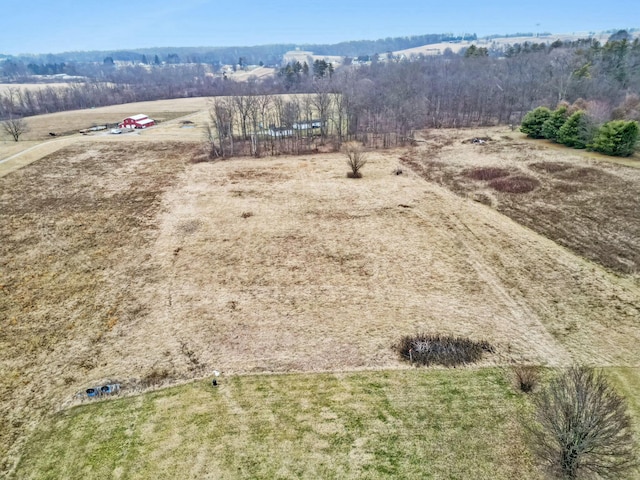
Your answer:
[2,116,29,141]
[512,365,540,393]
[344,142,367,178]
[531,366,637,479]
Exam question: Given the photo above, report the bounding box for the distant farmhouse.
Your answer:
[118,114,155,129]
[266,119,323,138]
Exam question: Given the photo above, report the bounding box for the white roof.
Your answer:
[128,114,148,121]
[137,118,155,125]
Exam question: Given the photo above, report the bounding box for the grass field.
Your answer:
[1,106,640,477]
[13,369,540,480]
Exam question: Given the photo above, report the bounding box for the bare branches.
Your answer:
[343,142,368,178]
[1,116,29,142]
[531,366,637,479]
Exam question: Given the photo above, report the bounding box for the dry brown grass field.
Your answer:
[1,111,640,476]
[5,97,211,142]
[0,83,76,94]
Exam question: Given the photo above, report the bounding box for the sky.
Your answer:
[1,0,638,55]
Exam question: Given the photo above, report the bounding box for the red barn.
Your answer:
[119,114,155,129]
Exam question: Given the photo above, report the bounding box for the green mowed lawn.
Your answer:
[14,369,541,479]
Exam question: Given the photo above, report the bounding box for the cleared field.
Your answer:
[283,51,343,67]
[13,369,539,480]
[11,97,211,141]
[227,66,277,81]
[0,141,42,161]
[2,118,640,476]
[0,83,76,94]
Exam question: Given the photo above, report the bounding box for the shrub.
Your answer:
[512,365,540,393]
[589,120,639,157]
[557,111,590,148]
[489,175,539,193]
[343,142,368,178]
[521,107,552,138]
[531,366,638,479]
[541,105,569,142]
[465,167,511,181]
[396,333,493,367]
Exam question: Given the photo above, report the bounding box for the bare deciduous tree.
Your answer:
[2,116,29,141]
[344,142,367,178]
[312,80,333,141]
[531,366,637,479]
[209,97,235,157]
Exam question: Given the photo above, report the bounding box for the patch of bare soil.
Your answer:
[403,127,640,275]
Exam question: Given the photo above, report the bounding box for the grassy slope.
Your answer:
[14,369,540,480]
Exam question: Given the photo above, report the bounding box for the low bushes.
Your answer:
[396,333,494,367]
[489,175,539,193]
[465,167,511,181]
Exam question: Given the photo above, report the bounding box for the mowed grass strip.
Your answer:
[14,369,539,480]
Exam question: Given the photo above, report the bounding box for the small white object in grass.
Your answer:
[213,370,220,377]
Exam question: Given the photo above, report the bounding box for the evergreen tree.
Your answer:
[541,105,569,142]
[313,59,329,78]
[590,120,639,156]
[558,111,589,148]
[464,44,489,58]
[520,106,552,138]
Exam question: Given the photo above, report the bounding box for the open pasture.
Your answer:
[1,117,640,476]
[0,83,76,94]
[5,97,211,141]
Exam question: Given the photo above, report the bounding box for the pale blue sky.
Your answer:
[1,0,638,54]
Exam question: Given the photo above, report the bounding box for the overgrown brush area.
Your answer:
[403,127,640,274]
[396,333,494,366]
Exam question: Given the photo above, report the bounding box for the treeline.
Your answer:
[1,33,473,68]
[307,33,474,56]
[2,32,640,146]
[0,65,231,119]
[203,83,413,160]
[1,46,295,69]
